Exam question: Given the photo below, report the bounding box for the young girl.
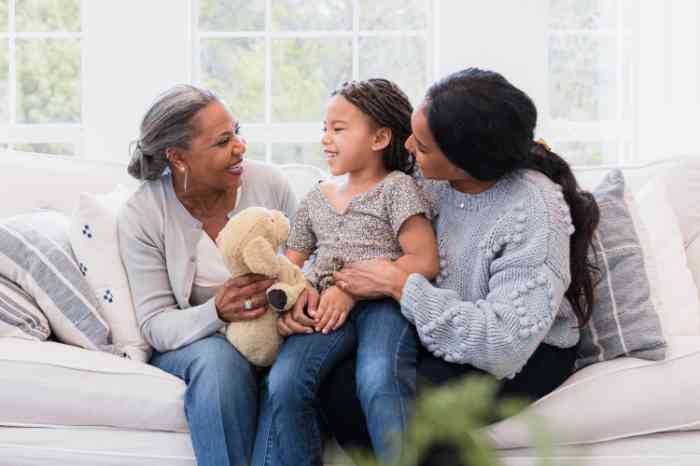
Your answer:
[252,79,439,466]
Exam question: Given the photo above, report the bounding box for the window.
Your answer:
[0,0,82,156]
[193,0,434,170]
[547,0,637,166]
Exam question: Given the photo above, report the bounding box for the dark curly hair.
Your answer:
[331,78,415,174]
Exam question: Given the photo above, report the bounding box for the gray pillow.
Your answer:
[576,169,667,369]
[0,211,114,352]
[0,275,51,341]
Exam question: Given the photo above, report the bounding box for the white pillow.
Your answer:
[70,186,152,362]
[633,177,700,336]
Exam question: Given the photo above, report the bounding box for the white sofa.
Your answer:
[2,150,700,466]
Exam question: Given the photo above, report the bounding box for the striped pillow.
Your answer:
[0,211,115,353]
[0,275,50,341]
[576,169,667,369]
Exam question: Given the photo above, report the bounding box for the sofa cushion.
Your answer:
[0,211,114,353]
[0,338,188,432]
[486,335,700,448]
[576,170,666,369]
[70,186,151,362]
[635,176,700,336]
[0,275,51,341]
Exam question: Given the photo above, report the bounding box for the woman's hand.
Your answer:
[215,274,275,322]
[277,283,319,337]
[333,258,410,301]
[314,286,356,333]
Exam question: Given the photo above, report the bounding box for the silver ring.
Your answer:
[243,299,253,311]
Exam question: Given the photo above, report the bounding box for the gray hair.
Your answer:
[127,84,220,180]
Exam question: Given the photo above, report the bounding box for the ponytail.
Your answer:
[526,141,600,327]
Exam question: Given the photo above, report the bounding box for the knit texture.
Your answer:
[402,169,580,379]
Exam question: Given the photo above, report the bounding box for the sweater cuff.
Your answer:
[203,298,227,332]
[399,273,432,324]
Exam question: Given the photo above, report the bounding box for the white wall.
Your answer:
[436,0,548,119]
[636,0,700,162]
[82,0,191,162]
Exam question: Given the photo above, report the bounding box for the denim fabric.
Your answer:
[151,334,260,466]
[253,298,418,466]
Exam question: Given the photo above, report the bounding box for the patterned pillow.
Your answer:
[0,275,51,341]
[0,211,115,353]
[70,186,152,362]
[576,169,667,369]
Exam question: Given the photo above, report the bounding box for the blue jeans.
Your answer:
[252,298,419,466]
[150,334,260,466]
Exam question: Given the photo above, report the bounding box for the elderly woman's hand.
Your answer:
[215,274,276,322]
[333,258,409,301]
[277,283,319,337]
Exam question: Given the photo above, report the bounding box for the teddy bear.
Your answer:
[215,206,307,367]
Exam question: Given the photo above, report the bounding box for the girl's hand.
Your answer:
[215,274,276,322]
[277,283,319,337]
[314,286,356,333]
[333,258,409,301]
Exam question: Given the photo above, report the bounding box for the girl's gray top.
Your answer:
[286,171,432,290]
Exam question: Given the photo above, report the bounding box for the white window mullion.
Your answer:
[352,0,359,80]
[8,0,16,131]
[264,0,272,163]
[429,0,439,83]
[187,0,197,83]
[616,0,625,164]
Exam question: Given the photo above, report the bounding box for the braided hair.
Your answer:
[331,79,415,174]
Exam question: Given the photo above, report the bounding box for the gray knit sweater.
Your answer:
[401,169,580,380]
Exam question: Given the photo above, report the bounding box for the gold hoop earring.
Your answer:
[183,166,189,193]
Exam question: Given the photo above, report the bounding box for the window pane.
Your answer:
[549,35,617,121]
[0,0,7,32]
[271,143,325,170]
[359,36,426,105]
[272,38,352,122]
[0,41,7,124]
[244,141,266,162]
[359,0,427,30]
[201,38,265,123]
[549,0,617,30]
[199,0,264,32]
[14,142,74,156]
[17,38,81,124]
[16,0,81,32]
[555,141,617,166]
[272,0,352,31]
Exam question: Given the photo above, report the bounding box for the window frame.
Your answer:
[545,0,637,167]
[190,0,437,166]
[0,0,84,157]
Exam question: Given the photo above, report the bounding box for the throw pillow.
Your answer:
[70,186,151,362]
[0,211,114,352]
[0,275,51,341]
[576,169,667,369]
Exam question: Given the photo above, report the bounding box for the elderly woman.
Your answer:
[278,68,601,456]
[118,84,296,466]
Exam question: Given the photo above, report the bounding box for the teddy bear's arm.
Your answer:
[241,237,282,277]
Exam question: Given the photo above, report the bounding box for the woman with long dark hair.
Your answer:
[293,68,601,457]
